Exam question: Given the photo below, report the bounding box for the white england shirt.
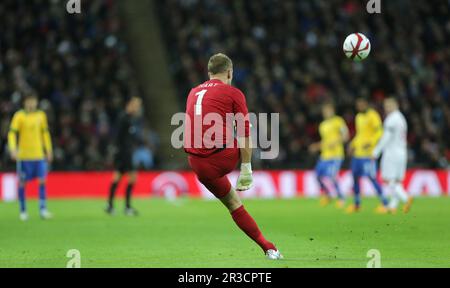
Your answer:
[373,110,408,157]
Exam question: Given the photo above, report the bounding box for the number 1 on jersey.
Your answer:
[195,89,207,116]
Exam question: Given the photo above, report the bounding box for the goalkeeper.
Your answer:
[183,53,282,260]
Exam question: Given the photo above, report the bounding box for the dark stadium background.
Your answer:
[0,0,449,171]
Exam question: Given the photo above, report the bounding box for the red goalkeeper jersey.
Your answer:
[184,79,250,157]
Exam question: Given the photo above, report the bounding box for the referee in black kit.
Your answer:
[106,96,143,216]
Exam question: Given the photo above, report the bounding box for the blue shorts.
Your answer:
[351,158,377,178]
[17,160,47,182]
[315,159,343,178]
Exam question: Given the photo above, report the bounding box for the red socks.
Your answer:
[231,205,276,253]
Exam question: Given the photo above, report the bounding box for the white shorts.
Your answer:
[380,151,407,181]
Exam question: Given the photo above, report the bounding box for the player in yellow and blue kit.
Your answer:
[309,102,349,208]
[346,98,388,214]
[8,94,53,221]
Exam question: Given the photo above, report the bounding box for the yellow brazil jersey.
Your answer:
[8,110,52,160]
[319,116,348,160]
[350,108,383,158]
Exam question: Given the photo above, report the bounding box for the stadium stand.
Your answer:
[0,0,158,171]
[0,0,449,170]
[156,0,450,169]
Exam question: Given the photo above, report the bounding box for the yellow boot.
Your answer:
[345,204,360,214]
[335,199,345,209]
[374,205,389,214]
[319,196,331,207]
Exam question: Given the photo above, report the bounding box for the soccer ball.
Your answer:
[343,33,371,61]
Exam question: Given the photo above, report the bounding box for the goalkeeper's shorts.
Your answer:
[188,147,239,199]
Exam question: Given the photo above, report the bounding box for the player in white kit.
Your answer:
[373,98,413,213]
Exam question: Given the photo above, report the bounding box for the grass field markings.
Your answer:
[0,199,450,267]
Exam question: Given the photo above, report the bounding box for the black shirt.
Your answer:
[116,112,140,156]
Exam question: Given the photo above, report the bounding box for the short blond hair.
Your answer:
[385,97,399,105]
[208,53,233,75]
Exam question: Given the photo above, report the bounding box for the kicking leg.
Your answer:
[189,152,281,259]
[220,187,279,256]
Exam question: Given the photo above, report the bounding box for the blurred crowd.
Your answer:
[158,0,450,169]
[1,0,448,171]
[0,0,158,171]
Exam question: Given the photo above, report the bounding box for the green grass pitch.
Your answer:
[0,198,449,268]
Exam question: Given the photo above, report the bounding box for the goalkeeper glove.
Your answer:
[236,163,253,191]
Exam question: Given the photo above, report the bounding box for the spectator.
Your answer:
[0,0,159,171]
[157,0,450,169]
